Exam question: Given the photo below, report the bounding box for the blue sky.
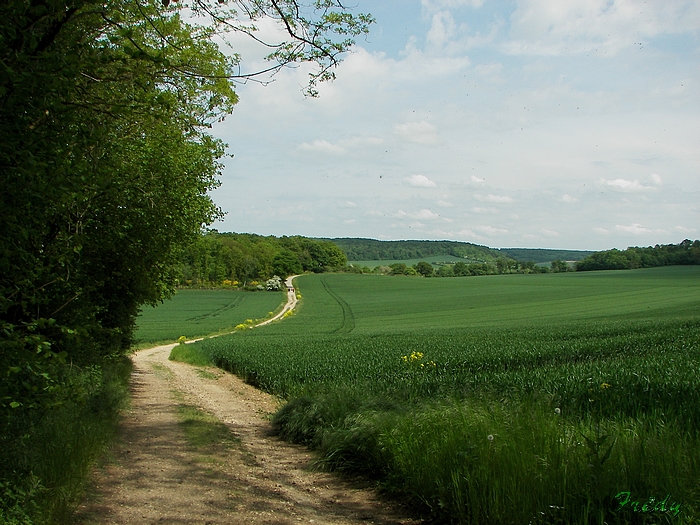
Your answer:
[209,0,699,251]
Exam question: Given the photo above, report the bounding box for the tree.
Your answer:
[436,265,454,277]
[273,250,303,278]
[550,260,569,273]
[266,275,283,291]
[453,262,470,276]
[0,0,371,517]
[415,261,434,277]
[389,263,407,275]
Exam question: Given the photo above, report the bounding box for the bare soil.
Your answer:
[74,343,422,525]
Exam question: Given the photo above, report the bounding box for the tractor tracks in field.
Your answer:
[320,277,355,334]
[186,293,244,322]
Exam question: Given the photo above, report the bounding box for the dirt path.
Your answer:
[75,282,420,525]
[256,276,298,327]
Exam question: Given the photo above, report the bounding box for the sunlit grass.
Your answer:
[169,267,700,524]
[135,289,284,344]
[176,405,240,450]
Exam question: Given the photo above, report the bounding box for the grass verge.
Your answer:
[0,357,132,525]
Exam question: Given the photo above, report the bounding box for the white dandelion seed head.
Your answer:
[487,434,494,442]
[554,408,561,415]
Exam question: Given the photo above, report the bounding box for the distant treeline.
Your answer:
[329,238,504,262]
[575,240,700,271]
[497,248,594,263]
[179,232,347,286]
[180,236,700,286]
[347,259,560,277]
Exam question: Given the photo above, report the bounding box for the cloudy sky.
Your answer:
[209,0,699,251]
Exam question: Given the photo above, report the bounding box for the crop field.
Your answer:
[134,289,284,344]
[177,267,700,524]
[257,266,700,334]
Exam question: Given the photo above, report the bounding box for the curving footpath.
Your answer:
[255,275,299,327]
[75,276,420,525]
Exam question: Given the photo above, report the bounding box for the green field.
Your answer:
[134,289,284,344]
[167,267,700,524]
[258,267,700,334]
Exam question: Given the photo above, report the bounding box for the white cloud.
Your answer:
[673,225,697,234]
[395,209,442,220]
[394,121,439,144]
[422,0,485,10]
[406,174,438,187]
[541,229,560,237]
[506,0,700,56]
[298,139,344,154]
[209,0,699,251]
[474,62,504,82]
[599,178,655,192]
[426,11,457,51]
[474,193,514,203]
[343,219,356,224]
[454,228,481,239]
[339,136,385,148]
[472,206,498,214]
[477,225,509,234]
[615,224,658,235]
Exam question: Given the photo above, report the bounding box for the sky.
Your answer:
[208,0,700,251]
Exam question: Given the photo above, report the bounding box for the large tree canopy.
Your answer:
[1,0,370,391]
[0,1,370,516]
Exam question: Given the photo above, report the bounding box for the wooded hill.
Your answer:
[179,232,347,286]
[328,238,506,263]
[496,248,594,263]
[575,240,700,270]
[178,236,700,287]
[328,238,592,264]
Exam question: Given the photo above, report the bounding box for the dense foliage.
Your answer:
[576,240,700,271]
[175,269,700,524]
[329,238,505,262]
[0,0,370,521]
[178,232,348,285]
[497,247,594,263]
[350,258,556,277]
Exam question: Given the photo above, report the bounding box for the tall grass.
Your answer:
[170,269,700,524]
[0,357,132,525]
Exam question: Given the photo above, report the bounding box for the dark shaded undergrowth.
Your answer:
[0,357,132,525]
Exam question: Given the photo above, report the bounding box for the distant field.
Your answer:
[176,267,700,524]
[135,289,284,344]
[349,254,485,268]
[258,266,700,334]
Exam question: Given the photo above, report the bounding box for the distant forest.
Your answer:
[328,238,504,262]
[178,236,700,287]
[497,248,594,263]
[575,240,700,271]
[179,232,347,286]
